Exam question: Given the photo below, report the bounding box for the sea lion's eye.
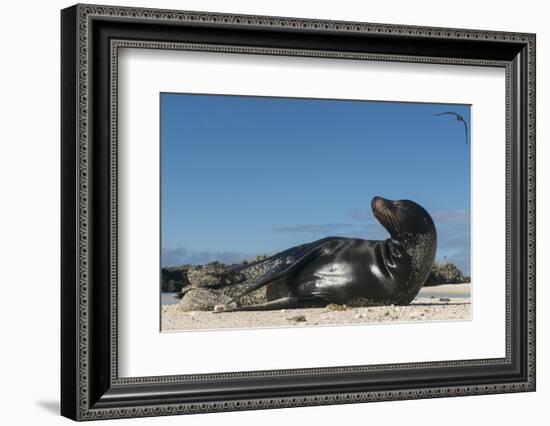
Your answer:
[395,201,408,211]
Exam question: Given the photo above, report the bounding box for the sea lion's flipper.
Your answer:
[217,295,326,312]
[227,244,327,306]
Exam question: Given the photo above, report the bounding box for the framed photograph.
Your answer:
[61,4,536,421]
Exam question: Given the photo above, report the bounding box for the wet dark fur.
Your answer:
[219,196,437,311]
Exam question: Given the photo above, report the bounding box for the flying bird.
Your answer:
[433,112,469,144]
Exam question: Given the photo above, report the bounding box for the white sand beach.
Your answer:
[161,283,471,332]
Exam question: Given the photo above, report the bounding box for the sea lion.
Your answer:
[217,196,437,311]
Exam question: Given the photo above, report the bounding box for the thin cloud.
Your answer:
[432,209,470,222]
[337,228,388,240]
[162,247,255,267]
[272,223,352,234]
[346,208,375,222]
[163,208,471,275]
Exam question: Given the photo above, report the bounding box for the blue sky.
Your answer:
[161,93,471,275]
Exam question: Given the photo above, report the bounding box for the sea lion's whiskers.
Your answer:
[381,207,400,232]
[389,211,400,232]
[382,208,391,227]
[380,208,391,227]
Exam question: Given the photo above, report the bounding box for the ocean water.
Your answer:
[161,292,179,305]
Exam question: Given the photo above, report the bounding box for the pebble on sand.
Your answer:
[287,314,307,322]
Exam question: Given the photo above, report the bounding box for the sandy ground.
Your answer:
[161,283,471,332]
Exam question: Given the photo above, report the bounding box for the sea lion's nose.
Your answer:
[371,196,386,211]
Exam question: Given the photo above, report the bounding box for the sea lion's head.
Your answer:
[371,196,438,303]
[371,196,436,243]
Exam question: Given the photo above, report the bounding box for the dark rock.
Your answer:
[186,263,247,287]
[161,267,190,292]
[424,262,470,286]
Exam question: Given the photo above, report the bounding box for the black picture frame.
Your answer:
[61,4,536,421]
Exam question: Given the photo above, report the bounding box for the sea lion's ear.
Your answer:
[388,240,403,258]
